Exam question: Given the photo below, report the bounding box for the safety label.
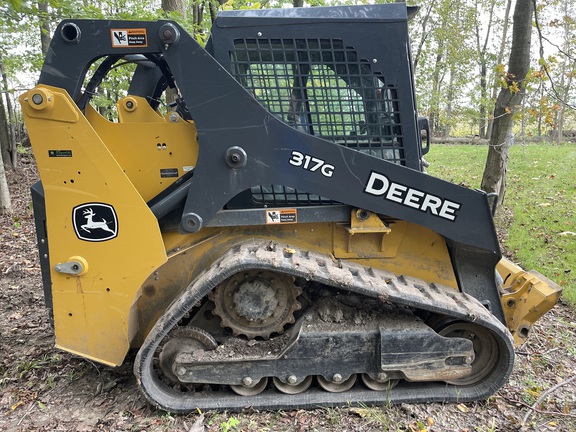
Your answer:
[160,168,179,178]
[111,29,148,48]
[48,149,72,157]
[265,209,297,224]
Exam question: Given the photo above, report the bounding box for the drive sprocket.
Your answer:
[210,270,301,339]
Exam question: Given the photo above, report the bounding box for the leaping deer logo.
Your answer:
[81,208,115,234]
[73,203,118,242]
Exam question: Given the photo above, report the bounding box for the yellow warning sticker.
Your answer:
[265,209,297,224]
[111,28,148,48]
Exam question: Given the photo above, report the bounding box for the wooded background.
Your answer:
[0,0,574,212]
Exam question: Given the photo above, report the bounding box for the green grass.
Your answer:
[426,142,576,304]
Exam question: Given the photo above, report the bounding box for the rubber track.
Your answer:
[134,240,515,413]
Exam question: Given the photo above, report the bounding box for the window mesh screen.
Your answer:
[230,38,404,206]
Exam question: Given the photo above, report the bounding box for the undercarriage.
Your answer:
[135,240,514,412]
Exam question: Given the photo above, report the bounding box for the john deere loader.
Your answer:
[20,3,561,412]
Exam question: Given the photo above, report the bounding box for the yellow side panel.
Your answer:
[333,220,458,288]
[86,97,198,202]
[21,86,167,366]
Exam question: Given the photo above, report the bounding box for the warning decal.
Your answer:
[160,168,179,178]
[48,149,72,157]
[111,29,148,48]
[265,209,297,224]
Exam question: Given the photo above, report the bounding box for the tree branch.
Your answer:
[539,33,576,62]
[532,0,576,111]
[521,375,576,427]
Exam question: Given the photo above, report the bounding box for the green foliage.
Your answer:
[86,59,138,120]
[16,353,61,379]
[504,145,576,304]
[7,0,23,11]
[220,416,240,432]
[427,143,576,304]
[411,0,487,135]
[1,0,574,141]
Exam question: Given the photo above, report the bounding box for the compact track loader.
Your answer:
[20,3,561,412]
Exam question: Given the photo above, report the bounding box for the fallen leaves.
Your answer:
[188,413,205,432]
[349,407,371,418]
[456,403,470,413]
[10,400,24,411]
[405,417,434,432]
[7,390,39,413]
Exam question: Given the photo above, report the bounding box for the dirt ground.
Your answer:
[1,158,575,432]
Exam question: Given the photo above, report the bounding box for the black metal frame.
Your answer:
[30,182,52,311]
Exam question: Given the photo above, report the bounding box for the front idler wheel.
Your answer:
[158,326,217,383]
[438,322,499,386]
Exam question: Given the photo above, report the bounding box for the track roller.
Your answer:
[317,374,357,393]
[361,374,400,391]
[272,376,313,394]
[230,377,268,396]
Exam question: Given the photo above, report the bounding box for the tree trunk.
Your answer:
[537,85,543,139]
[429,45,445,136]
[555,0,573,145]
[208,1,217,23]
[481,0,533,206]
[412,0,437,73]
[474,0,495,139]
[556,72,572,144]
[0,52,16,168]
[163,0,186,14]
[479,61,487,138]
[486,0,512,139]
[162,0,186,106]
[0,143,11,213]
[0,88,11,169]
[38,2,51,57]
[444,67,455,138]
[444,5,461,139]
